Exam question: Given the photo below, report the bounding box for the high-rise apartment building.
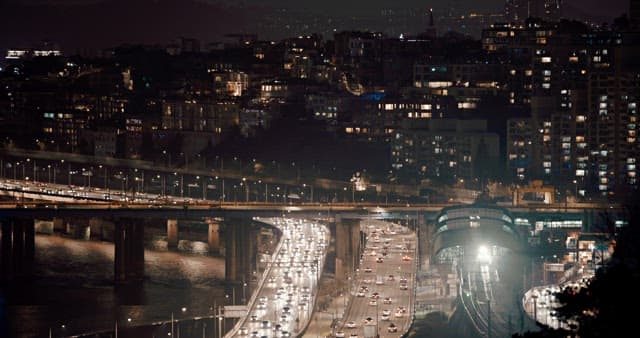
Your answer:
[391,119,500,184]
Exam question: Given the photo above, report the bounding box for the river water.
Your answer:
[1,234,231,338]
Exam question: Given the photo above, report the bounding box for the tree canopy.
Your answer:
[513,189,640,338]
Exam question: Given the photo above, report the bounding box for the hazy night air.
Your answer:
[0,0,628,50]
[0,0,636,337]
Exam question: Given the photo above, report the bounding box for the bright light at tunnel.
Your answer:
[477,245,492,263]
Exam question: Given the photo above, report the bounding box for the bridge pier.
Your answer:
[224,217,254,283]
[114,218,145,284]
[335,215,361,290]
[1,218,35,281]
[206,218,222,254]
[167,218,179,249]
[88,217,115,241]
[65,218,91,240]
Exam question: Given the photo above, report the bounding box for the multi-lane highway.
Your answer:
[335,219,417,338]
[225,217,330,338]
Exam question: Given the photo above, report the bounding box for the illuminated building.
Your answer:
[390,119,499,184]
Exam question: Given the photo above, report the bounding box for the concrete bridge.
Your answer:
[0,211,261,285]
[0,205,412,293]
[0,199,621,290]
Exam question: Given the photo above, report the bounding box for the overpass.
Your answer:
[0,179,623,288]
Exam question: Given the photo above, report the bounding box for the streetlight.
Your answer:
[163,150,172,168]
[201,176,207,200]
[242,280,248,304]
[180,173,184,198]
[25,158,30,180]
[31,159,37,182]
[242,177,248,202]
[217,306,223,338]
[225,288,236,305]
[303,183,314,203]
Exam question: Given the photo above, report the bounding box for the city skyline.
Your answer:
[0,0,630,51]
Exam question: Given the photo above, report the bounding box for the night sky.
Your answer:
[0,0,629,51]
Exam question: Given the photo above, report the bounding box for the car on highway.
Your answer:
[387,323,398,332]
[346,321,357,329]
[335,331,345,338]
[383,297,392,304]
[239,327,249,335]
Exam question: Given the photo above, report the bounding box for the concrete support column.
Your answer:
[417,213,426,228]
[1,221,14,279]
[23,219,35,275]
[335,215,361,289]
[224,217,253,283]
[167,219,179,249]
[1,218,35,281]
[66,219,90,240]
[114,219,145,284]
[89,217,113,241]
[52,217,65,233]
[206,218,221,254]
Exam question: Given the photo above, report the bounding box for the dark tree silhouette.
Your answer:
[513,189,640,338]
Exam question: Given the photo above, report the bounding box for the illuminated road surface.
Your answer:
[224,217,329,338]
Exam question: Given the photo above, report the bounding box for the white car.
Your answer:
[346,321,357,328]
[335,331,346,338]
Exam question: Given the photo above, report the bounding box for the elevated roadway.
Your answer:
[223,217,330,338]
[335,219,417,338]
